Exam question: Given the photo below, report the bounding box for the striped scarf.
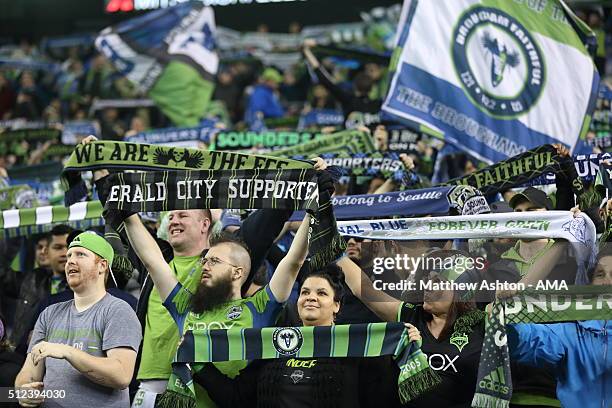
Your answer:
[158,323,440,408]
[0,201,103,239]
[61,141,313,206]
[103,168,344,270]
[267,130,376,158]
[473,285,612,408]
[442,144,584,197]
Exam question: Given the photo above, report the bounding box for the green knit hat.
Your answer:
[69,232,114,266]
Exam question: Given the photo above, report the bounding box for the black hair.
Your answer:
[353,72,374,95]
[299,264,345,304]
[589,245,612,282]
[50,224,74,238]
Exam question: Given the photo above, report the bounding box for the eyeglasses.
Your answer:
[200,256,239,269]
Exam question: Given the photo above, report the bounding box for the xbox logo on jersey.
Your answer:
[452,6,545,118]
[273,327,304,356]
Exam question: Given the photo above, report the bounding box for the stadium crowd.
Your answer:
[0,3,611,408]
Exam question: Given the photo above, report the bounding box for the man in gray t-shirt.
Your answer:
[15,232,142,408]
[28,294,141,407]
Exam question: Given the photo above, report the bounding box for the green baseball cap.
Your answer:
[69,232,114,266]
[261,67,283,84]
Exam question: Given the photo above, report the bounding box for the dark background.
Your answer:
[0,0,398,41]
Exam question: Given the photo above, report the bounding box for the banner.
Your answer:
[268,130,376,158]
[289,185,490,221]
[474,286,612,407]
[125,125,218,145]
[317,152,406,178]
[96,3,218,126]
[213,131,323,150]
[0,128,61,143]
[443,144,560,194]
[104,169,319,213]
[0,57,61,73]
[61,141,312,205]
[0,201,104,239]
[383,0,599,164]
[337,211,595,244]
[61,121,100,144]
[297,109,345,130]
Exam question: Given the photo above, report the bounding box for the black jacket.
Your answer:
[9,267,66,345]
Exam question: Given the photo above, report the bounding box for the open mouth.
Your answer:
[170,228,184,237]
[67,268,80,277]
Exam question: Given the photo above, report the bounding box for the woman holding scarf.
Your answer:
[337,249,486,408]
[191,264,420,408]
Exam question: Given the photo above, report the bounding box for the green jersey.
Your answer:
[137,255,201,380]
[164,282,283,407]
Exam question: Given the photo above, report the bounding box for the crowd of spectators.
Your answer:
[0,4,610,408]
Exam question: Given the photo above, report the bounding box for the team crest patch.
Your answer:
[450,332,470,352]
[290,369,304,384]
[273,327,303,356]
[452,7,545,118]
[447,185,489,215]
[226,305,243,320]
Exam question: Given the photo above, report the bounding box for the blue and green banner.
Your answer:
[95,3,218,126]
[383,0,599,164]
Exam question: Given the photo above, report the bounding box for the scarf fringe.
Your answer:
[309,232,347,271]
[398,367,441,404]
[155,390,195,408]
[111,254,133,282]
[471,393,511,408]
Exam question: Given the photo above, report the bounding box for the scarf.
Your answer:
[61,121,100,143]
[124,125,218,145]
[103,169,344,270]
[61,141,312,205]
[0,57,61,72]
[337,211,596,284]
[314,152,409,180]
[267,130,376,158]
[311,44,391,66]
[0,185,38,210]
[442,144,584,197]
[473,285,612,408]
[0,128,62,143]
[0,201,104,239]
[159,323,440,408]
[289,185,490,221]
[297,109,345,130]
[212,131,324,150]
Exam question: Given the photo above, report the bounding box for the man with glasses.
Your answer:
[123,211,312,407]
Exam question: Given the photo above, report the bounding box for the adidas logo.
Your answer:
[479,366,509,394]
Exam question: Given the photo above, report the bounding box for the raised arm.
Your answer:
[268,213,311,302]
[123,214,177,301]
[336,256,401,322]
